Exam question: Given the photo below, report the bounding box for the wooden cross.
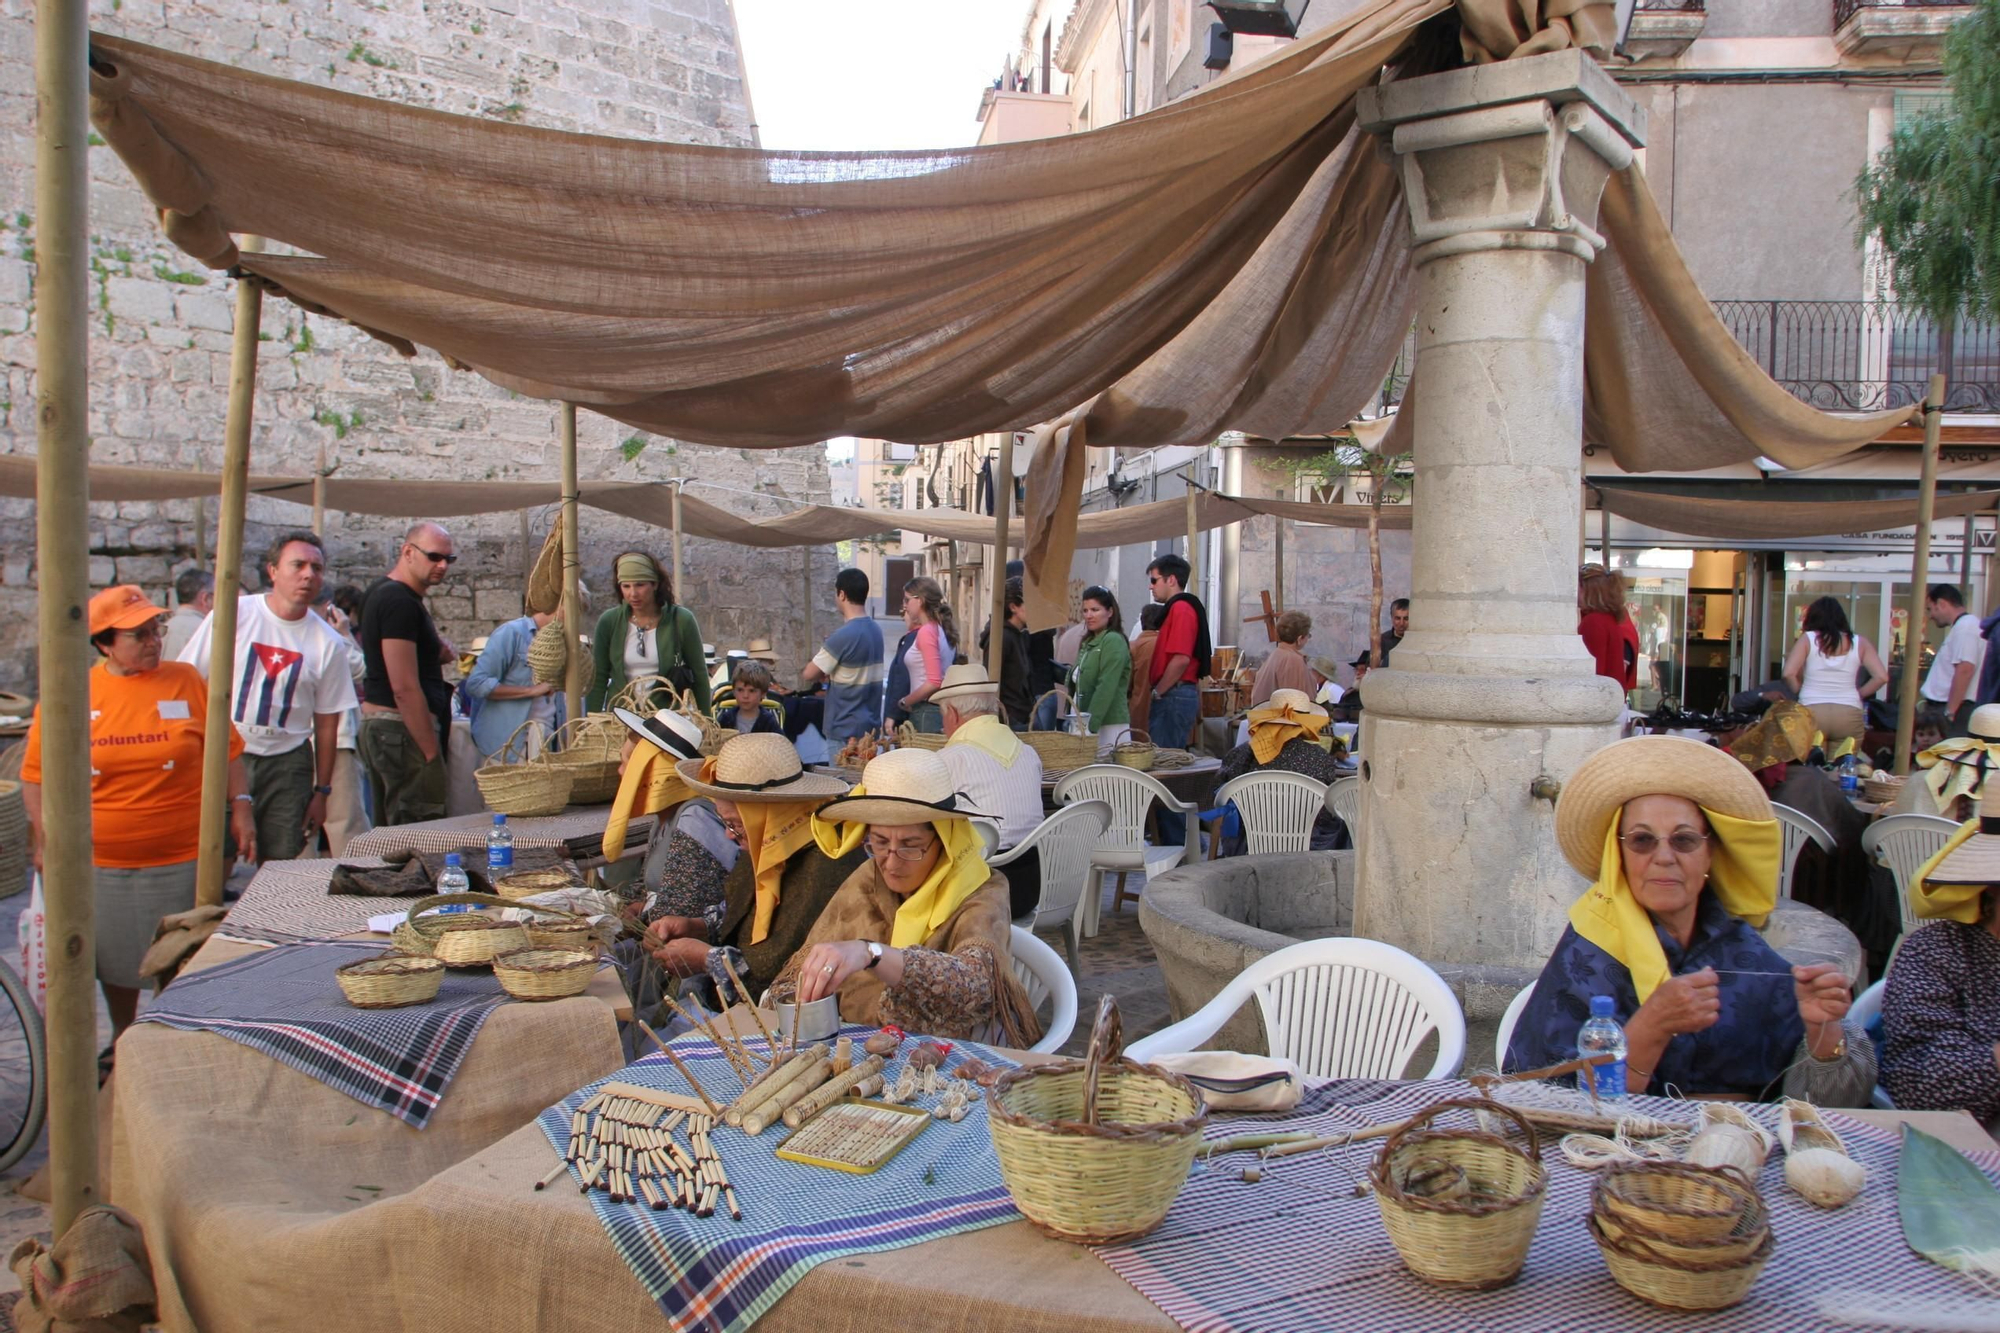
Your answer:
[1243,589,1282,642]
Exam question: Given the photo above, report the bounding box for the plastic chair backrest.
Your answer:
[1325,776,1360,836]
[1053,764,1180,852]
[1009,926,1079,1054]
[1860,813,1959,936]
[1770,802,1836,901]
[993,800,1110,930]
[1494,982,1536,1072]
[1215,770,1327,855]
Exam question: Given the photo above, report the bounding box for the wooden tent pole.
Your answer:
[802,546,814,666]
[1598,494,1611,566]
[560,403,583,726]
[1185,480,1199,591]
[35,0,100,1234]
[195,238,262,910]
[1895,374,1946,777]
[194,495,207,569]
[312,441,326,538]
[671,479,685,606]
[988,433,1013,681]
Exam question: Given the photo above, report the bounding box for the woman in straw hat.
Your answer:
[1880,784,2000,1129]
[1506,735,1874,1102]
[641,733,863,1004]
[587,550,710,715]
[1213,688,1346,852]
[777,749,1042,1045]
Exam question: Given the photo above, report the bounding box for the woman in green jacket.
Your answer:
[1070,585,1131,734]
[587,551,711,713]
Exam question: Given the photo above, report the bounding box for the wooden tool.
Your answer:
[636,1020,723,1117]
[590,1081,715,1116]
[719,954,780,1060]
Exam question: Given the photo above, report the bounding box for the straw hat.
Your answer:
[815,748,986,827]
[613,706,706,762]
[1308,655,1341,681]
[1921,780,2000,890]
[930,663,1000,705]
[1262,688,1328,720]
[674,732,848,803]
[744,637,780,663]
[1555,736,1775,880]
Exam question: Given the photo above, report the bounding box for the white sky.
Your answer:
[733,0,1030,151]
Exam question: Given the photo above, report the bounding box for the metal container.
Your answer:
[777,994,840,1044]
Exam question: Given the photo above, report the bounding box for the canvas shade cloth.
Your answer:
[1593,485,2000,542]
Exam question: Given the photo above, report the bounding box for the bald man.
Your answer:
[357,521,460,825]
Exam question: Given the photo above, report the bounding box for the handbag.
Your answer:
[660,605,698,696]
[15,872,45,1015]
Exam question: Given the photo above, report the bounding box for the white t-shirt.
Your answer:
[179,595,360,757]
[625,619,660,683]
[1922,612,1987,705]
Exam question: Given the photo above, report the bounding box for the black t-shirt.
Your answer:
[359,577,452,735]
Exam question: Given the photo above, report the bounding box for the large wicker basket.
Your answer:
[475,728,574,817]
[0,778,27,901]
[988,997,1208,1245]
[1368,1099,1548,1290]
[525,521,565,616]
[493,947,597,1001]
[391,892,573,965]
[545,715,623,804]
[1019,690,1100,770]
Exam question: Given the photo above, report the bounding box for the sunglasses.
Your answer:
[410,546,458,565]
[1619,831,1709,857]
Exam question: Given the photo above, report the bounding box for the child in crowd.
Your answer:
[716,659,784,735]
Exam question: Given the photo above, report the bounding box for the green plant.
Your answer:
[87,132,105,147]
[620,435,649,461]
[152,264,207,286]
[292,322,315,353]
[313,408,365,439]
[346,43,395,69]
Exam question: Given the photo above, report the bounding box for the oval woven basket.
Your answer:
[0,778,28,901]
[524,916,598,951]
[988,997,1208,1245]
[494,867,582,902]
[1588,1213,1774,1311]
[1111,730,1156,772]
[1596,1160,1753,1242]
[336,953,446,1008]
[493,947,597,1001]
[527,613,571,685]
[524,521,565,616]
[543,716,623,804]
[429,917,531,968]
[391,892,580,963]
[1862,772,1904,805]
[1368,1099,1548,1290]
[1594,1187,1768,1266]
[475,727,574,818]
[1021,689,1099,769]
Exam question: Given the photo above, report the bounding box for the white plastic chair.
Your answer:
[1009,926,1079,1055]
[1052,765,1199,936]
[1494,982,1537,1072]
[993,800,1111,974]
[1846,978,1893,1110]
[1125,937,1467,1081]
[1860,812,1958,938]
[1325,776,1360,843]
[970,818,1001,858]
[1212,770,1327,856]
[1770,802,1836,901]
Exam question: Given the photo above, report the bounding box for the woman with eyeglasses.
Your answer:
[20,586,253,1054]
[1504,736,1871,1103]
[776,749,1043,1045]
[587,550,711,715]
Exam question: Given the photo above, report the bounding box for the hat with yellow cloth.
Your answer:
[1914,703,2000,810]
[1912,780,2000,922]
[1264,688,1327,719]
[675,732,847,803]
[1556,735,1775,881]
[612,706,705,763]
[813,748,986,826]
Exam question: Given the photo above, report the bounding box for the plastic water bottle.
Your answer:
[487,813,514,877]
[1577,995,1628,1100]
[437,852,470,902]
[1838,753,1859,795]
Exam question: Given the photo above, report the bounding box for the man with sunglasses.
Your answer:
[357,521,460,825]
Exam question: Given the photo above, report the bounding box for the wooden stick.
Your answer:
[726,1045,830,1126]
[592,1081,716,1116]
[724,1185,743,1221]
[637,1020,724,1117]
[689,991,758,1080]
[720,955,780,1061]
[744,1060,835,1135]
[663,992,753,1082]
[782,1054,888,1129]
[534,1161,569,1191]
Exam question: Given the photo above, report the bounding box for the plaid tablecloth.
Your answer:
[345,809,654,862]
[137,939,516,1128]
[1096,1077,2000,1333]
[216,859,413,945]
[537,1027,1021,1333]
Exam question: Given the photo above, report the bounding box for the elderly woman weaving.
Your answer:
[774,749,1042,1045]
[1506,736,1873,1102]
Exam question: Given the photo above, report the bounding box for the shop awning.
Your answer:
[1593,485,2000,543]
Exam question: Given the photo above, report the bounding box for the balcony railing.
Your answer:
[1835,0,1971,30]
[1374,299,2000,418]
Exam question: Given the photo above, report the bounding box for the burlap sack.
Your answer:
[8,1205,155,1333]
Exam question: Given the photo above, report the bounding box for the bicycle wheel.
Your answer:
[0,959,47,1175]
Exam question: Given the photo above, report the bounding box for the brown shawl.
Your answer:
[714,843,867,1001]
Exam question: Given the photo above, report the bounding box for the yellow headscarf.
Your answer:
[603,744,692,856]
[1908,817,1992,924]
[813,804,992,949]
[1247,697,1328,765]
[1915,736,1999,811]
[686,755,822,946]
[1568,805,1781,1002]
[950,712,1023,768]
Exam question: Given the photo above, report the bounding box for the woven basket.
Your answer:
[475,727,574,817]
[527,614,570,685]
[988,997,1208,1245]
[392,892,537,964]
[1588,1214,1774,1311]
[0,778,27,901]
[544,716,623,804]
[524,916,598,952]
[1597,1160,1753,1242]
[1594,1187,1768,1266]
[493,947,597,1001]
[336,953,446,1008]
[1862,772,1904,805]
[494,867,581,902]
[0,740,26,781]
[1112,730,1156,772]
[525,521,565,615]
[1368,1099,1548,1290]
[894,721,948,752]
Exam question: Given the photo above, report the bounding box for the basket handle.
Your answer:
[612,672,675,714]
[1118,728,1152,748]
[482,717,554,771]
[1079,994,1124,1127]
[1380,1097,1542,1164]
[404,891,583,937]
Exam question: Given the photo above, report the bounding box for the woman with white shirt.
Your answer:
[898,576,959,733]
[1783,596,1888,744]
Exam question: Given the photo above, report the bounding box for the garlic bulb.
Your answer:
[1786,1146,1866,1207]
[1686,1124,1768,1181]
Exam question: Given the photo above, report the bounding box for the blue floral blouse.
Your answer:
[1504,892,1808,1100]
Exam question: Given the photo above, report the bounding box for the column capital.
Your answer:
[1356,50,1645,265]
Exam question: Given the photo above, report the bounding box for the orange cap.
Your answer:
[87,585,167,636]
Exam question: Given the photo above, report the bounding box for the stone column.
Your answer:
[1351,54,1643,986]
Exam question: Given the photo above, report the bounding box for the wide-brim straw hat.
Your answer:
[1968,703,2000,741]
[613,706,705,763]
[1263,688,1327,720]
[675,732,848,803]
[1924,780,2000,886]
[745,637,780,663]
[1308,655,1341,681]
[1555,736,1775,880]
[815,748,987,827]
[930,662,1000,704]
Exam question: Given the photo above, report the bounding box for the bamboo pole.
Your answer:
[195,238,263,909]
[1273,506,1285,613]
[1894,374,1947,777]
[988,432,1014,681]
[1185,478,1199,591]
[312,441,326,538]
[36,0,99,1235]
[670,479,684,605]
[801,546,813,664]
[560,403,584,727]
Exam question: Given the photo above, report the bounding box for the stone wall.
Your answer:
[0,0,843,693]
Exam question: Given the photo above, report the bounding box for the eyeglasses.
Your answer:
[116,622,164,643]
[410,546,458,565]
[863,834,937,863]
[1619,831,1709,857]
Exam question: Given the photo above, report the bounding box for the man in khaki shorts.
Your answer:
[357,521,459,825]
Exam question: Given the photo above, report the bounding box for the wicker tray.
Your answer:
[493,866,582,902]
[988,996,1207,1245]
[492,947,596,1001]
[336,953,446,1008]
[1369,1099,1548,1290]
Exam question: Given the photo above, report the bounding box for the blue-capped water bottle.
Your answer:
[487,813,514,877]
[1838,754,1859,795]
[436,852,471,905]
[1577,994,1628,1100]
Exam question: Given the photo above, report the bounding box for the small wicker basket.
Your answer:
[336,953,446,1008]
[392,892,536,966]
[1368,1099,1548,1290]
[494,867,581,902]
[527,613,571,684]
[492,947,597,1001]
[524,916,598,952]
[1111,730,1156,772]
[1587,1167,1774,1314]
[1596,1159,1753,1242]
[988,997,1207,1245]
[1862,772,1904,805]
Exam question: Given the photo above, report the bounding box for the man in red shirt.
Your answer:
[1146,553,1211,848]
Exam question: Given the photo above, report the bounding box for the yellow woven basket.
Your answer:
[475,726,574,817]
[894,721,947,752]
[988,997,1207,1245]
[1588,1212,1774,1311]
[492,947,597,1001]
[1368,1099,1548,1291]
[524,917,598,952]
[526,613,571,684]
[1111,730,1156,772]
[391,892,540,966]
[335,953,446,1008]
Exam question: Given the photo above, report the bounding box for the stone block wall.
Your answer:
[0,0,844,693]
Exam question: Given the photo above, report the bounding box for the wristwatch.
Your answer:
[312,784,334,796]
[864,941,885,970]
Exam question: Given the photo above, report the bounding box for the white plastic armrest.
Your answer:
[1179,798,1199,859]
[988,840,1027,868]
